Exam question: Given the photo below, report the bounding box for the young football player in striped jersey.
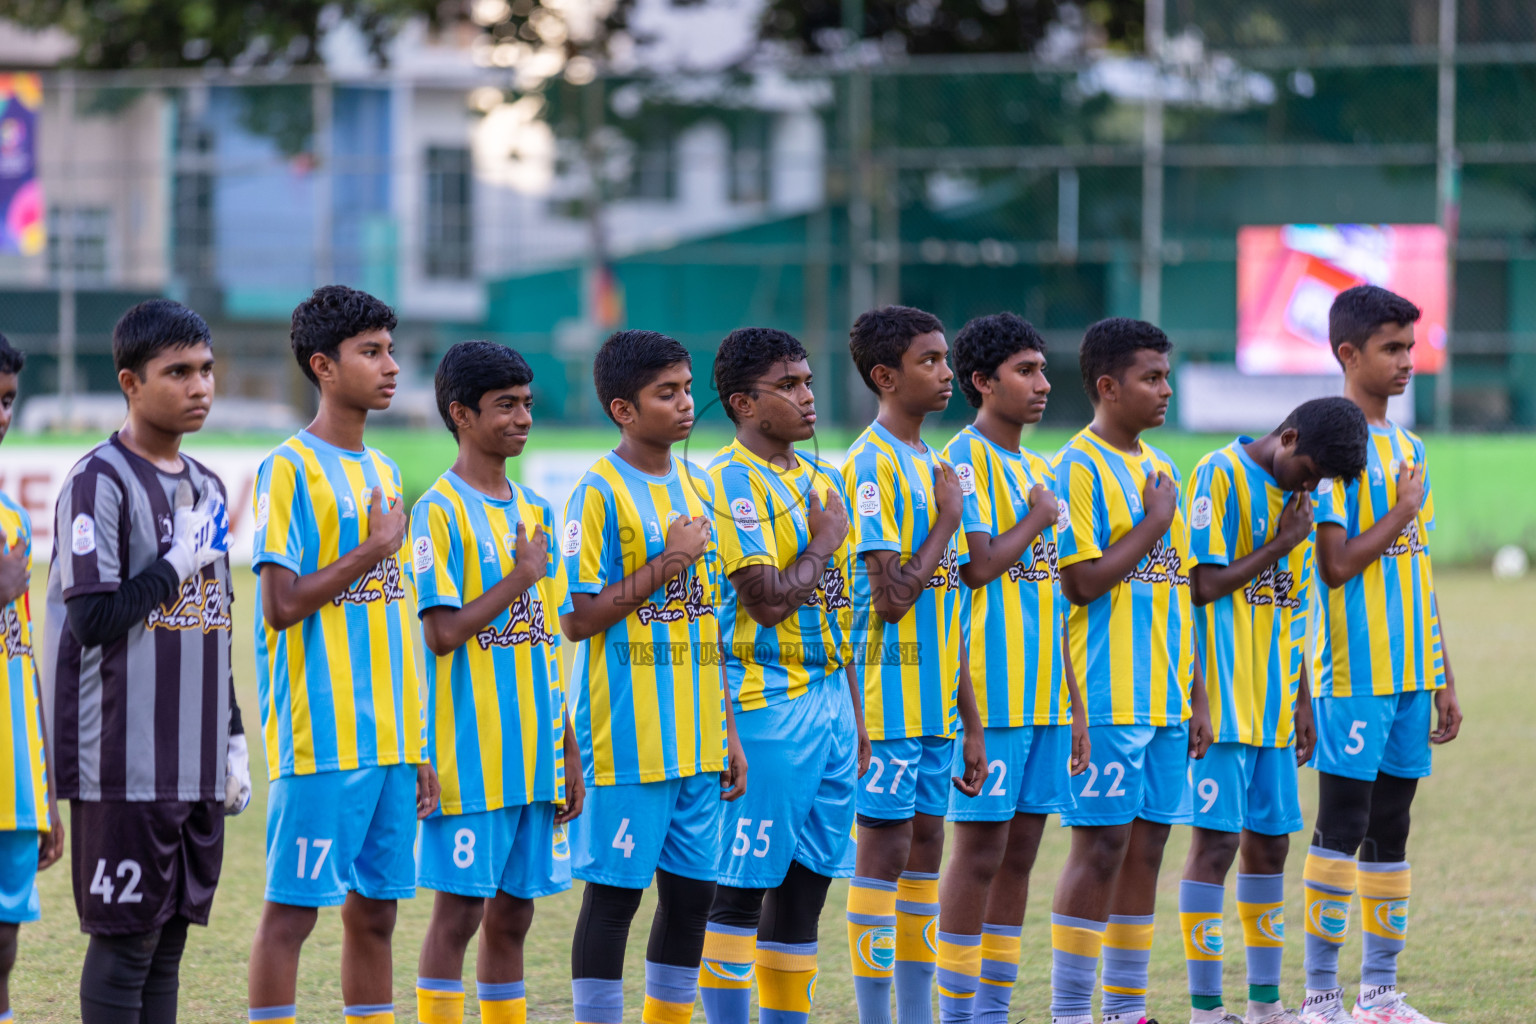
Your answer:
[1180,397,1368,1024]
[698,327,869,1024]
[247,286,440,1024]
[1298,287,1462,1024]
[411,341,584,1024]
[936,313,1089,1024]
[0,333,64,1023]
[1048,318,1212,1024]
[44,301,250,1024]
[842,305,987,1024]
[561,330,747,1024]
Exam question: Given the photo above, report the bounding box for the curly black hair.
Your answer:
[0,332,25,376]
[953,312,1046,409]
[1078,317,1171,403]
[848,305,944,394]
[712,327,809,424]
[593,329,691,424]
[434,340,534,438]
[113,299,212,378]
[290,285,398,386]
[1329,285,1421,364]
[1278,396,1370,481]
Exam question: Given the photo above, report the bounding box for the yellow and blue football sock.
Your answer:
[1303,846,1357,995]
[0,1010,11,1022]
[973,923,1020,1024]
[416,977,465,1024]
[894,871,939,1024]
[699,922,756,1023]
[847,876,898,1024]
[477,980,527,1024]
[1049,914,1104,1024]
[573,977,624,1024]
[248,1005,296,1024]
[935,929,980,1024]
[342,1002,394,1024]
[1179,880,1226,1013]
[1357,861,1410,1006]
[642,960,699,1024]
[756,939,819,1024]
[1101,913,1155,1021]
[1237,872,1286,1015]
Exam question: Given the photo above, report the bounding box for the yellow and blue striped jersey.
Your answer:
[943,426,1069,727]
[1312,421,1442,697]
[706,441,854,713]
[412,471,572,815]
[1188,439,1313,747]
[252,431,424,780]
[0,496,46,832]
[843,420,970,741]
[1053,427,1194,727]
[561,452,727,786]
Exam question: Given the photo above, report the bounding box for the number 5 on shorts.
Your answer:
[1345,720,1367,756]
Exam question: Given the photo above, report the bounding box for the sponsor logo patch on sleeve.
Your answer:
[731,497,759,532]
[413,535,434,574]
[955,463,976,496]
[857,480,880,518]
[1190,495,1213,530]
[71,514,96,556]
[561,519,583,557]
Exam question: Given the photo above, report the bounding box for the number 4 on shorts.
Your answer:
[612,818,636,858]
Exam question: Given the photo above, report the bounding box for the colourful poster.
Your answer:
[1236,224,1447,374]
[0,73,42,256]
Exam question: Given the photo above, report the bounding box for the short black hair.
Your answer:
[0,332,24,375]
[434,340,534,438]
[1329,285,1421,363]
[290,285,398,386]
[1078,317,1172,403]
[593,329,691,424]
[848,305,945,394]
[953,312,1046,408]
[1277,396,1370,481]
[113,299,211,378]
[712,327,809,424]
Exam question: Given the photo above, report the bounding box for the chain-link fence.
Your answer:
[6,0,1536,432]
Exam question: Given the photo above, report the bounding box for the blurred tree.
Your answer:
[759,0,1145,57]
[1,0,643,70]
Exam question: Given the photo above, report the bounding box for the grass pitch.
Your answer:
[10,570,1533,1021]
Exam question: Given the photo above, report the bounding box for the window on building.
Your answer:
[48,206,111,284]
[729,114,771,204]
[424,145,473,280]
[628,129,676,200]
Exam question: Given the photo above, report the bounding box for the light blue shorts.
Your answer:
[1062,723,1192,828]
[719,680,857,888]
[858,734,953,822]
[265,764,418,907]
[1190,742,1303,836]
[949,724,1076,822]
[0,830,40,923]
[1309,690,1434,781]
[572,772,723,888]
[418,801,572,900]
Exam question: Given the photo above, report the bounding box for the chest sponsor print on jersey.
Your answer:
[636,567,714,626]
[333,556,407,606]
[146,578,231,634]
[475,588,558,650]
